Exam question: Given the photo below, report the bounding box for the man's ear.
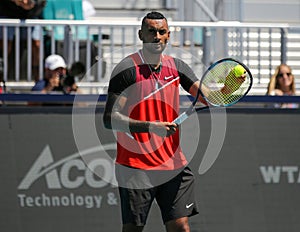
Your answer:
[166,30,170,42]
[138,30,143,41]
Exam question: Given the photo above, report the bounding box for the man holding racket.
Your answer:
[103,11,248,232]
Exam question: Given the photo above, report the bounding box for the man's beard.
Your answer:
[143,42,167,54]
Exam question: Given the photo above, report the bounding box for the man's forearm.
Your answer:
[104,111,150,133]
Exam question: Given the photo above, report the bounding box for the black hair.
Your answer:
[141,11,167,29]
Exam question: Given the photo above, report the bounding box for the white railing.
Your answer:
[1,19,299,94]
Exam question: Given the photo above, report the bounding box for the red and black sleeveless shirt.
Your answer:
[109,50,197,170]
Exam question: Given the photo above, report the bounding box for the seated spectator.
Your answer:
[30,54,85,106]
[266,64,299,108]
[32,54,67,92]
[0,0,46,81]
[32,54,82,94]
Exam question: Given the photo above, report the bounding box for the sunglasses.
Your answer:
[148,28,168,35]
[277,72,292,78]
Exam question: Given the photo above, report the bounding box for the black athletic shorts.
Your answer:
[117,166,199,226]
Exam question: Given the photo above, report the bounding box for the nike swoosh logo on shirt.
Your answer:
[164,75,173,80]
[186,203,194,209]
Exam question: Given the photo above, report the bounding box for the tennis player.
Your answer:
[103,11,206,232]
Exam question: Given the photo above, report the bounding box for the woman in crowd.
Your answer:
[267,64,298,108]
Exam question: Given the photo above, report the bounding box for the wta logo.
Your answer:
[18,144,117,190]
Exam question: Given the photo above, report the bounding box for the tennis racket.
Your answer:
[173,58,253,125]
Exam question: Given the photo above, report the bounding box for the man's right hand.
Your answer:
[149,121,178,137]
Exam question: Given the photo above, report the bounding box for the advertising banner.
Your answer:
[0,108,300,232]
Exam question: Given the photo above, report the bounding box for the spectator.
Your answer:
[0,0,46,81]
[32,54,67,92]
[30,54,84,106]
[32,54,83,94]
[267,64,298,108]
[42,0,105,80]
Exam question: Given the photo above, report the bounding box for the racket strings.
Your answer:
[201,61,251,106]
